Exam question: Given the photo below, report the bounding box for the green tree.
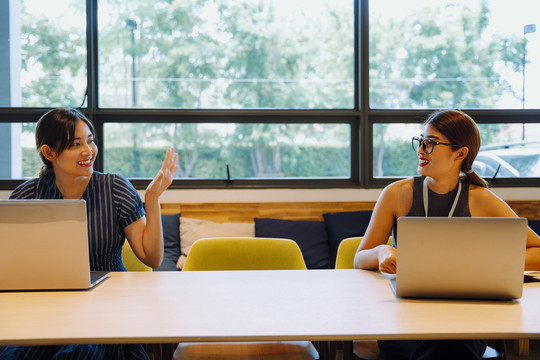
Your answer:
[20,1,85,107]
[370,1,522,176]
[370,1,523,109]
[19,1,526,179]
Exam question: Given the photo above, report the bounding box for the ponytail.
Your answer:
[462,167,487,188]
[38,162,55,178]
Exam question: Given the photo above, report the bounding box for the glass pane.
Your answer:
[372,124,423,178]
[98,0,354,109]
[370,0,540,109]
[373,123,540,178]
[0,123,40,179]
[474,123,540,178]
[103,123,350,179]
[0,0,86,107]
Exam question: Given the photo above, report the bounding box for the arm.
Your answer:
[525,228,540,270]
[469,187,540,270]
[125,148,179,269]
[353,180,411,273]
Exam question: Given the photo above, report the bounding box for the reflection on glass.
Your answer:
[474,124,540,178]
[1,123,39,179]
[370,0,539,109]
[98,0,354,109]
[373,123,540,178]
[372,123,422,178]
[2,0,87,108]
[103,123,350,179]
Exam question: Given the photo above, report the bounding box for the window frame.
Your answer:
[0,0,539,191]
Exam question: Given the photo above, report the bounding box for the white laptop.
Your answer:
[0,199,109,291]
[392,217,528,300]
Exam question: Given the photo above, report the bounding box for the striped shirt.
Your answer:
[9,172,145,271]
[2,172,150,359]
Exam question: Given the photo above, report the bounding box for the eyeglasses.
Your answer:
[411,136,460,154]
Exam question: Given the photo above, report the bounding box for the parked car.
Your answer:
[473,141,540,178]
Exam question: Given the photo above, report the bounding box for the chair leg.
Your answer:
[162,343,178,360]
[514,339,529,356]
[324,341,342,360]
[143,343,161,360]
[314,341,329,360]
[343,341,354,360]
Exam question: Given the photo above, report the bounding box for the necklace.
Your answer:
[423,177,462,217]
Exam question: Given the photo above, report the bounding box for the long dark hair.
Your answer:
[425,110,487,187]
[35,108,96,177]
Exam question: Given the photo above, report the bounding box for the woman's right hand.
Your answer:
[378,245,397,274]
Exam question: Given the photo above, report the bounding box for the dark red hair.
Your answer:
[425,110,487,187]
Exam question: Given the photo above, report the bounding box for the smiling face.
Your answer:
[46,120,98,179]
[416,124,463,179]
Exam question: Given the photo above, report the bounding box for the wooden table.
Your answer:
[1,270,540,346]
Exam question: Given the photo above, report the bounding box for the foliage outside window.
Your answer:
[370,0,540,109]
[103,123,351,179]
[98,0,354,109]
[0,0,539,184]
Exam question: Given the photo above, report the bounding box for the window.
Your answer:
[368,0,540,186]
[98,0,354,109]
[373,123,540,179]
[0,0,86,108]
[370,0,540,109]
[0,0,538,188]
[104,122,351,179]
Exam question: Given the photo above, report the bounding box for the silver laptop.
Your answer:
[0,199,109,291]
[392,217,528,300]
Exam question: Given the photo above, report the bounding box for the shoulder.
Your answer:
[382,177,414,197]
[469,184,517,217]
[377,178,414,216]
[100,173,141,206]
[91,172,134,192]
[469,184,500,203]
[111,173,138,196]
[9,177,44,199]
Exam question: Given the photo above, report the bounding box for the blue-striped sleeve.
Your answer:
[9,179,38,199]
[112,174,145,230]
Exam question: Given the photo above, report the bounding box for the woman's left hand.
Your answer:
[145,148,179,198]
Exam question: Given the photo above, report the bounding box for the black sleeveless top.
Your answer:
[392,176,471,245]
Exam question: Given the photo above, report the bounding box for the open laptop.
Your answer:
[0,199,109,291]
[391,217,528,300]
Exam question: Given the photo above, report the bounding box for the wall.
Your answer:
[1,187,539,202]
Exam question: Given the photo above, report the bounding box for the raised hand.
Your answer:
[145,148,179,198]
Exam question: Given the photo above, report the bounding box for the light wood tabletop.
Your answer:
[1,269,540,346]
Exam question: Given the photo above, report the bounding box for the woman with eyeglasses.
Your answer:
[353,109,540,360]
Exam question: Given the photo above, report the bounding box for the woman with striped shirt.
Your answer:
[1,108,178,360]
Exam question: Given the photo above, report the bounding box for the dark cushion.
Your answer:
[155,213,181,271]
[529,220,540,235]
[254,218,331,269]
[323,210,373,264]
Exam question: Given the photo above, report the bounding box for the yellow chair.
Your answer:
[174,237,319,360]
[182,237,308,271]
[121,240,152,271]
[335,236,392,269]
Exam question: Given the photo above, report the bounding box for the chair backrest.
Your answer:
[335,236,392,269]
[122,240,152,271]
[182,237,307,271]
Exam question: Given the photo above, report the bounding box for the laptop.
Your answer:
[0,199,109,291]
[391,217,528,300]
